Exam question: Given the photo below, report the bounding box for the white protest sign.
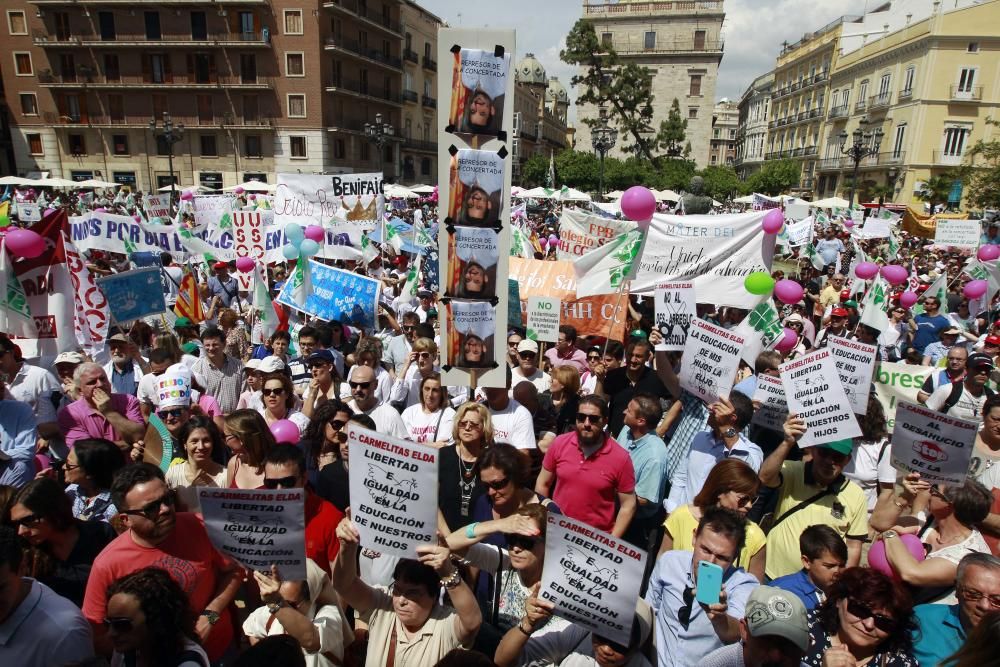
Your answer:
[18,203,41,222]
[654,282,695,351]
[274,173,384,231]
[347,423,438,558]
[828,336,878,415]
[526,296,560,343]
[198,488,307,581]
[850,208,865,222]
[192,194,236,228]
[751,373,788,432]
[780,349,862,446]
[557,208,636,260]
[678,318,745,404]
[891,401,977,484]
[934,219,982,249]
[873,362,931,430]
[785,202,810,222]
[785,219,813,246]
[539,513,647,646]
[142,194,171,221]
[861,218,892,239]
[233,211,265,291]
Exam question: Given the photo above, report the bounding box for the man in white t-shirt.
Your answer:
[160,253,183,307]
[926,353,995,421]
[511,339,551,394]
[347,365,407,440]
[483,385,536,449]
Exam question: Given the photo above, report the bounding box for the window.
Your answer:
[290,135,307,158]
[360,142,370,161]
[200,135,217,157]
[155,136,170,156]
[601,32,612,49]
[688,108,698,119]
[968,42,979,53]
[197,95,213,123]
[284,10,303,35]
[19,93,37,116]
[957,67,976,92]
[7,10,26,35]
[27,133,43,155]
[287,94,306,118]
[108,95,124,122]
[878,73,891,97]
[333,139,345,159]
[111,134,129,156]
[191,12,207,40]
[858,80,869,106]
[144,12,161,40]
[694,30,706,50]
[98,11,115,40]
[200,172,223,190]
[54,12,69,40]
[243,95,259,123]
[892,124,905,159]
[713,128,720,139]
[902,66,914,95]
[152,94,168,119]
[245,135,262,158]
[689,75,702,96]
[729,129,736,139]
[240,54,257,83]
[68,133,86,155]
[421,158,431,177]
[943,126,969,157]
[711,155,718,164]
[148,54,168,83]
[405,32,412,50]
[104,54,120,81]
[644,31,656,49]
[286,53,304,77]
[13,52,32,76]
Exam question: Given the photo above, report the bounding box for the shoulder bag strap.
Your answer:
[433,408,445,442]
[387,622,398,667]
[491,543,504,624]
[767,479,848,535]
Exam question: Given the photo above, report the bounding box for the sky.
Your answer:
[419,0,872,118]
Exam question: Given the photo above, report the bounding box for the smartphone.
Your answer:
[696,561,724,606]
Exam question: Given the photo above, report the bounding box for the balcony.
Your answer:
[37,72,273,90]
[933,150,964,166]
[950,85,983,102]
[30,0,268,4]
[898,88,913,101]
[403,49,419,64]
[325,79,402,105]
[403,137,436,154]
[868,92,892,110]
[583,1,725,17]
[32,29,268,48]
[614,39,724,56]
[324,36,402,71]
[817,157,847,171]
[828,105,848,120]
[854,100,867,112]
[422,55,436,70]
[42,111,277,129]
[323,0,403,36]
[816,151,907,171]
[421,95,436,109]
[402,89,418,103]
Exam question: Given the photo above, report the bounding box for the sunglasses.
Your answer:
[587,355,601,361]
[102,617,134,633]
[307,363,330,371]
[120,490,175,520]
[482,477,510,490]
[576,413,603,424]
[504,534,539,551]
[11,513,43,529]
[508,341,521,348]
[329,419,347,430]
[458,420,482,430]
[846,599,895,633]
[261,387,285,397]
[156,408,185,420]
[402,325,416,332]
[263,475,299,489]
[736,493,757,508]
[349,380,373,389]
[678,586,696,629]
[416,352,433,359]
[519,352,537,359]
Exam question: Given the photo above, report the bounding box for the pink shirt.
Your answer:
[544,346,589,375]
[57,394,144,447]
[542,431,636,533]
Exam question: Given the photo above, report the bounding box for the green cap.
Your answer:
[630,329,648,339]
[817,438,853,456]
[174,317,194,329]
[844,300,858,308]
[181,341,200,355]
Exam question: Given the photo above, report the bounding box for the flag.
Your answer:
[174,268,204,323]
[803,243,825,271]
[384,220,403,254]
[401,253,423,299]
[924,272,949,314]
[573,229,645,298]
[733,301,783,364]
[0,238,36,335]
[510,226,534,260]
[64,234,109,357]
[287,258,312,309]
[888,232,900,257]
[547,150,556,189]
[860,275,891,331]
[360,235,380,264]
[253,263,277,342]
[0,201,9,228]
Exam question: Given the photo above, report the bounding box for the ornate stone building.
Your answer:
[511,53,570,184]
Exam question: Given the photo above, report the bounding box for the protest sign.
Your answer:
[557,208,635,260]
[442,300,497,370]
[444,226,499,299]
[233,211,265,291]
[274,173,384,238]
[446,149,505,227]
[654,282,696,351]
[873,362,931,429]
[751,373,788,431]
[678,318,745,404]
[192,195,236,228]
[347,423,438,558]
[275,260,380,328]
[784,219,813,246]
[96,268,166,323]
[539,513,646,646]
[780,349,862,446]
[445,46,511,139]
[934,219,982,249]
[18,203,41,222]
[142,194,171,222]
[861,217,892,239]
[199,488,307,581]
[526,296,560,342]
[890,401,977,485]
[829,336,878,415]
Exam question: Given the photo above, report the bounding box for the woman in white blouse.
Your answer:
[164,416,227,512]
[401,373,455,448]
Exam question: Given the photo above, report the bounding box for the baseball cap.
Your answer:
[517,339,539,354]
[416,290,433,299]
[985,335,1000,347]
[785,313,803,324]
[968,352,995,369]
[244,359,261,372]
[941,327,961,336]
[213,261,229,271]
[306,349,336,365]
[816,438,853,456]
[830,307,849,318]
[258,355,286,373]
[108,333,130,345]
[174,317,195,330]
[843,300,858,309]
[54,351,86,366]
[744,586,810,652]
[839,289,850,300]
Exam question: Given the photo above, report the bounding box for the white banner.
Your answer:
[751,373,788,432]
[233,211,265,292]
[828,336,878,415]
[68,212,235,259]
[678,318,745,404]
[654,282,696,351]
[891,401,977,485]
[539,513,647,646]
[873,362,931,430]
[347,424,438,558]
[860,218,892,239]
[780,349,862,446]
[526,296,560,343]
[556,208,636,260]
[934,219,982,249]
[192,194,236,228]
[274,173,384,237]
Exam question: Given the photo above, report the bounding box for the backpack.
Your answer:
[942,381,995,413]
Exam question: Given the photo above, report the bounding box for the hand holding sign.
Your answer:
[783,413,807,445]
[253,565,284,604]
[522,582,556,633]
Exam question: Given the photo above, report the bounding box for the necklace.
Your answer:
[457,446,478,517]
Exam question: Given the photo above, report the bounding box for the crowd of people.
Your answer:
[2,182,1000,667]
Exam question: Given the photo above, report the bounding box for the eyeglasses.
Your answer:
[845,599,895,633]
[508,341,521,348]
[263,475,300,489]
[458,420,482,431]
[102,617,134,633]
[261,387,285,397]
[576,413,603,424]
[120,490,175,520]
[156,408,186,420]
[678,586,696,629]
[736,493,757,508]
[63,462,80,472]
[307,363,330,371]
[11,513,43,529]
[349,380,373,389]
[482,477,510,490]
[519,352,536,359]
[957,585,1000,608]
[504,534,539,551]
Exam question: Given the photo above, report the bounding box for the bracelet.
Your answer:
[441,568,462,590]
[465,522,479,539]
[517,621,533,636]
[449,553,472,567]
[892,496,910,510]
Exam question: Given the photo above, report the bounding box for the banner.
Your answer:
[874,362,932,429]
[347,424,438,558]
[274,173,384,239]
[784,219,813,246]
[233,211,265,291]
[654,282,695,351]
[276,260,380,329]
[526,296,560,343]
[780,349,862,446]
[18,203,41,222]
[199,488,307,581]
[509,258,627,341]
[192,194,236,228]
[751,373,788,431]
[934,219,982,249]
[678,318,745,404]
[890,401,977,485]
[828,336,878,415]
[538,513,647,646]
[97,268,167,323]
[557,208,635,260]
[64,235,110,357]
[68,212,235,259]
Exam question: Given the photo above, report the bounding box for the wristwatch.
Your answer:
[267,600,288,615]
[200,609,221,625]
[881,529,899,540]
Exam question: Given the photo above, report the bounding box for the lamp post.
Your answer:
[880,166,901,210]
[148,112,184,205]
[838,116,883,209]
[591,122,617,201]
[365,112,395,180]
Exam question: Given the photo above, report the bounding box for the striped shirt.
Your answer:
[192,354,243,415]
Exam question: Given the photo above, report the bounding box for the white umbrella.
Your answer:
[33,177,78,188]
[410,184,436,194]
[519,186,558,199]
[158,184,214,192]
[558,187,591,202]
[654,189,681,202]
[812,196,851,209]
[384,184,419,199]
[733,194,756,204]
[0,176,36,186]
[223,180,275,193]
[605,190,625,200]
[75,179,120,188]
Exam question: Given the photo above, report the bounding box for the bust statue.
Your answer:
[680,176,713,214]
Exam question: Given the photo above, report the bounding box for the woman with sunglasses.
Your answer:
[800,567,917,667]
[317,414,375,513]
[542,365,581,435]
[105,566,210,667]
[579,346,603,396]
[164,417,227,513]
[63,437,125,523]
[391,337,443,409]
[258,373,310,437]
[10,477,117,606]
[224,409,277,489]
[402,373,455,448]
[439,402,495,530]
[782,314,810,359]
[301,400,353,489]
[658,458,766,581]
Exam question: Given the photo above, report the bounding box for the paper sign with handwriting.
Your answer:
[678,318,745,404]
[780,349,862,446]
[829,336,877,415]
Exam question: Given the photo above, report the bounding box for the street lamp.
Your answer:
[149,112,184,205]
[838,116,883,209]
[881,166,901,209]
[591,122,617,201]
[365,112,395,180]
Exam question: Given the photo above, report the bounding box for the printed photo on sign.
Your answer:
[890,401,977,485]
[445,226,499,299]
[443,300,496,370]
[447,47,510,138]
[447,149,504,228]
[780,349,862,446]
[654,282,695,351]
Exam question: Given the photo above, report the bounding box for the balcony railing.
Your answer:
[324,36,402,70]
[421,95,436,109]
[403,49,419,64]
[816,151,907,171]
[933,150,964,165]
[583,1,724,16]
[950,85,983,102]
[37,73,273,88]
[614,39,724,55]
[323,0,402,35]
[404,137,436,153]
[828,105,848,120]
[43,111,277,128]
[326,79,402,104]
[869,92,892,110]
[854,100,867,112]
[898,88,913,101]
[32,29,267,46]
[422,55,436,70]
[402,89,418,103]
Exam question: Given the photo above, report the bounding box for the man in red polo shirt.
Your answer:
[535,395,637,536]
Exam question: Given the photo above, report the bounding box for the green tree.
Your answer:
[659,99,688,158]
[520,154,550,188]
[965,117,1000,210]
[554,149,601,192]
[697,166,742,201]
[915,174,960,213]
[745,159,801,196]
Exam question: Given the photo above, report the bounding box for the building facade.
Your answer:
[573,0,725,168]
[399,0,439,184]
[511,53,570,184]
[709,98,737,166]
[734,71,773,179]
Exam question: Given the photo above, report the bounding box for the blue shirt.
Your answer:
[815,238,844,265]
[911,603,965,667]
[0,400,38,487]
[769,569,822,610]
[913,313,951,354]
[665,430,764,513]
[617,427,669,518]
[645,550,758,667]
[109,363,138,396]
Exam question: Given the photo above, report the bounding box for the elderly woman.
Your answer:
[800,567,917,667]
[401,373,455,448]
[224,409,277,489]
[439,403,495,531]
[63,437,125,523]
[390,337,441,409]
[258,373,310,435]
[164,416,227,513]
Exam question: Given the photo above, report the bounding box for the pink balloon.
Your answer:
[868,533,925,582]
[94,207,107,213]
[269,419,300,444]
[762,209,784,234]
[133,215,142,223]
[235,256,256,273]
[855,261,879,280]
[304,225,325,243]
[880,265,909,286]
[773,279,805,305]
[249,194,258,201]
[774,328,798,352]
[234,186,245,195]
[548,233,559,244]
[620,186,657,222]
[899,291,919,308]
[4,228,46,258]
[844,219,855,228]
[180,191,194,201]
[539,237,549,248]
[978,245,1000,261]
[964,279,989,299]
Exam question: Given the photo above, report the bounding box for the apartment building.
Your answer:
[709,98,737,166]
[399,0,439,185]
[734,71,772,179]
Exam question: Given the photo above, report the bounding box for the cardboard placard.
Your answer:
[934,218,982,249]
[678,318,745,404]
[751,373,788,432]
[654,282,695,351]
[780,349,862,446]
[275,261,380,329]
[526,296,560,343]
[828,336,878,415]
[890,401,977,485]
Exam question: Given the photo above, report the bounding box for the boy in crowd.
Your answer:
[769,525,847,610]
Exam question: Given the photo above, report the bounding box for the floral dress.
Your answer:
[800,610,919,667]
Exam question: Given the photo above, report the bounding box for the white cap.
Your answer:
[258,355,286,374]
[155,363,192,408]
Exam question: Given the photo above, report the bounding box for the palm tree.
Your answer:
[916,174,958,213]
